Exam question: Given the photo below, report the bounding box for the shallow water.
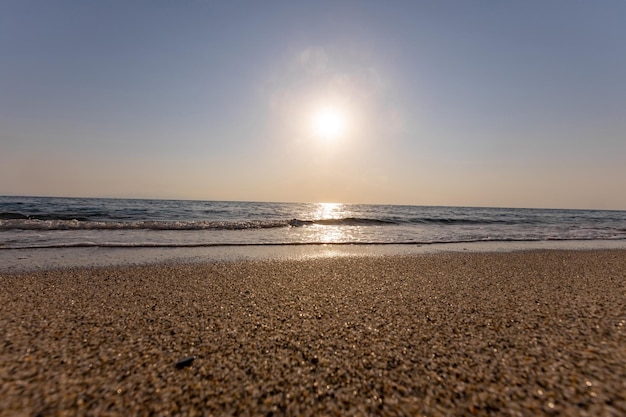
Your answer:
[2,240,626,273]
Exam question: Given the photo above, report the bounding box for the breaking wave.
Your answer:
[0,216,400,231]
[0,213,552,231]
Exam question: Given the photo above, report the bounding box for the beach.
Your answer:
[1,250,625,416]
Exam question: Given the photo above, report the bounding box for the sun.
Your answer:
[312,107,347,140]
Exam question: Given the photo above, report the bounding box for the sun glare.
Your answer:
[312,107,347,140]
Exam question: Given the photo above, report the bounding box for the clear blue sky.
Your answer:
[1,1,625,209]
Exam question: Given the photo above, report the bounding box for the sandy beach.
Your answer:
[1,250,625,416]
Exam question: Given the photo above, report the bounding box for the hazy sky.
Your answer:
[1,1,625,209]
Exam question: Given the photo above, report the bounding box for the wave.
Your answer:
[0,219,290,231]
[0,214,540,231]
[0,212,31,220]
[289,217,397,226]
[0,216,400,231]
[1,213,619,231]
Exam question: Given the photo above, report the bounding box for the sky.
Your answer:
[1,1,625,210]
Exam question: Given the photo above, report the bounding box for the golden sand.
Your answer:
[1,250,625,416]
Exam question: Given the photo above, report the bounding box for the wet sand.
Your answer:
[1,250,625,416]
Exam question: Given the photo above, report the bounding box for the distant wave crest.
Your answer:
[0,218,288,231]
[0,216,399,231]
[289,217,397,227]
[0,212,606,231]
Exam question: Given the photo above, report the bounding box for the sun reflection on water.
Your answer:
[314,202,343,219]
[310,202,349,244]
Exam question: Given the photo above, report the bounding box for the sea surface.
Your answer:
[1,196,625,250]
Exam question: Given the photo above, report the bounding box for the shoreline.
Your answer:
[1,239,626,273]
[1,250,626,415]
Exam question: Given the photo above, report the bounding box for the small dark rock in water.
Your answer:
[175,356,195,369]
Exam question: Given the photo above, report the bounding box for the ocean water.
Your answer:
[1,196,625,250]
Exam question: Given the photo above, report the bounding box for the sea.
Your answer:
[1,196,625,250]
